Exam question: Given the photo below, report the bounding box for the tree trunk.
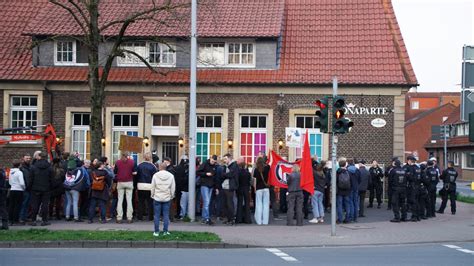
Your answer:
[88,0,103,160]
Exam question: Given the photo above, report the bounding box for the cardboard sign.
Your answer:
[119,135,143,153]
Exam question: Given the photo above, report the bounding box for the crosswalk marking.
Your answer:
[442,244,474,255]
[266,248,299,263]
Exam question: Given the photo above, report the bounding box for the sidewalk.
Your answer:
[8,201,474,247]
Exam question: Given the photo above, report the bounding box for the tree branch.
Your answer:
[118,48,158,73]
[67,0,89,25]
[49,0,88,36]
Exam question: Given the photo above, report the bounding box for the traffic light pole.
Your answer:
[331,76,338,236]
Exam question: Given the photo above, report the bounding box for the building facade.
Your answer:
[0,0,417,167]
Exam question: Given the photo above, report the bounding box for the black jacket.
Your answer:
[222,161,239,191]
[287,172,301,192]
[313,170,326,193]
[175,159,189,192]
[20,163,32,191]
[425,166,439,190]
[238,167,252,190]
[369,166,384,185]
[389,166,408,190]
[358,166,370,192]
[441,167,458,187]
[30,159,53,192]
[336,168,351,196]
[196,159,217,188]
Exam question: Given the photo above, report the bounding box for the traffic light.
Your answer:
[332,96,354,134]
[315,97,329,133]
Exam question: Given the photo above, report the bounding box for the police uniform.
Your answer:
[389,162,408,222]
[403,157,419,221]
[385,157,398,210]
[417,164,430,219]
[425,163,439,218]
[438,166,458,214]
[368,165,384,208]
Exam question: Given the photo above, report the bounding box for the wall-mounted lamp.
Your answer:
[227,139,233,149]
[178,137,184,148]
[278,139,284,150]
[101,137,106,147]
[143,136,149,147]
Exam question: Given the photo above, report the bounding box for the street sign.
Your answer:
[463,45,474,60]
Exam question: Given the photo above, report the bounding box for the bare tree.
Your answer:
[47,0,191,159]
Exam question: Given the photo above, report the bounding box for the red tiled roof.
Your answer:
[24,0,285,38]
[444,107,462,125]
[0,0,418,86]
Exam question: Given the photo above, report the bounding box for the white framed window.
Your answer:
[295,116,324,160]
[411,100,419,110]
[55,40,74,65]
[197,115,223,162]
[240,115,267,164]
[71,113,90,160]
[112,113,139,163]
[117,41,176,67]
[198,42,255,68]
[451,152,459,166]
[463,152,474,169]
[10,96,38,131]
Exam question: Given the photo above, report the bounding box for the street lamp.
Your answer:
[227,139,233,150]
[278,139,284,152]
[101,137,106,147]
[143,136,149,147]
[178,137,184,148]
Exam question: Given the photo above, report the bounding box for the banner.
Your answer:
[267,150,293,188]
[300,130,315,195]
[285,127,302,148]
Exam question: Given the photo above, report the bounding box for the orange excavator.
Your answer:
[0,123,59,161]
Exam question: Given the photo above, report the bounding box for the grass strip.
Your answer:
[456,194,474,204]
[0,229,220,242]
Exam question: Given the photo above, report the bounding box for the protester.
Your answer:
[196,155,217,225]
[175,156,190,219]
[63,156,85,222]
[88,161,112,224]
[358,160,370,218]
[0,168,8,230]
[49,158,65,220]
[19,154,32,223]
[286,164,303,226]
[80,159,92,219]
[253,157,270,225]
[136,152,157,221]
[8,160,25,226]
[347,159,360,222]
[236,160,251,224]
[29,152,54,226]
[151,162,175,236]
[438,161,458,215]
[310,161,326,224]
[114,152,137,223]
[336,158,352,224]
[221,153,239,225]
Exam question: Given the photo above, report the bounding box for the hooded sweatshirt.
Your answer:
[9,168,26,191]
[30,159,53,192]
[151,170,176,202]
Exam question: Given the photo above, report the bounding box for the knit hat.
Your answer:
[67,156,77,170]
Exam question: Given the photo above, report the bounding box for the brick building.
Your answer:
[405,92,460,121]
[424,108,474,181]
[0,0,417,167]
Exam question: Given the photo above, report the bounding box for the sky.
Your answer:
[392,0,473,92]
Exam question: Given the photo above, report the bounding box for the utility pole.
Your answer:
[331,76,337,236]
[443,124,448,169]
[188,0,197,222]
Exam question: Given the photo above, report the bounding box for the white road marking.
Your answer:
[443,245,461,249]
[266,248,299,263]
[457,249,474,254]
[442,244,474,255]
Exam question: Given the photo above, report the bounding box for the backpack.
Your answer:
[91,172,106,191]
[338,170,351,190]
[63,169,84,190]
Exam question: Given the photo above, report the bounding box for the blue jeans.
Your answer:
[65,190,80,219]
[180,192,189,218]
[19,191,31,221]
[312,190,325,219]
[200,186,212,220]
[350,190,359,221]
[88,197,106,221]
[337,195,351,222]
[254,188,270,225]
[154,201,170,233]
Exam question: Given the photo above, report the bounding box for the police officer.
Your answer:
[368,160,384,209]
[425,160,439,218]
[389,160,408,223]
[437,161,458,215]
[417,162,429,220]
[403,155,420,222]
[385,157,398,211]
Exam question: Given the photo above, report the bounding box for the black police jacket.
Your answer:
[389,166,408,189]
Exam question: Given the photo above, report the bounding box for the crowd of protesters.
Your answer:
[0,150,459,234]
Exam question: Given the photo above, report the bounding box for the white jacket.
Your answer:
[9,168,25,191]
[151,170,175,202]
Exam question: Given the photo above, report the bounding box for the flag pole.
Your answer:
[331,76,338,236]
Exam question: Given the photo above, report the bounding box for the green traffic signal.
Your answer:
[315,97,329,133]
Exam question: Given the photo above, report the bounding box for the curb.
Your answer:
[0,241,252,249]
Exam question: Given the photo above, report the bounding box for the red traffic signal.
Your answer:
[315,100,327,109]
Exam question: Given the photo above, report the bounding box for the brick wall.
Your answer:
[0,90,397,167]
